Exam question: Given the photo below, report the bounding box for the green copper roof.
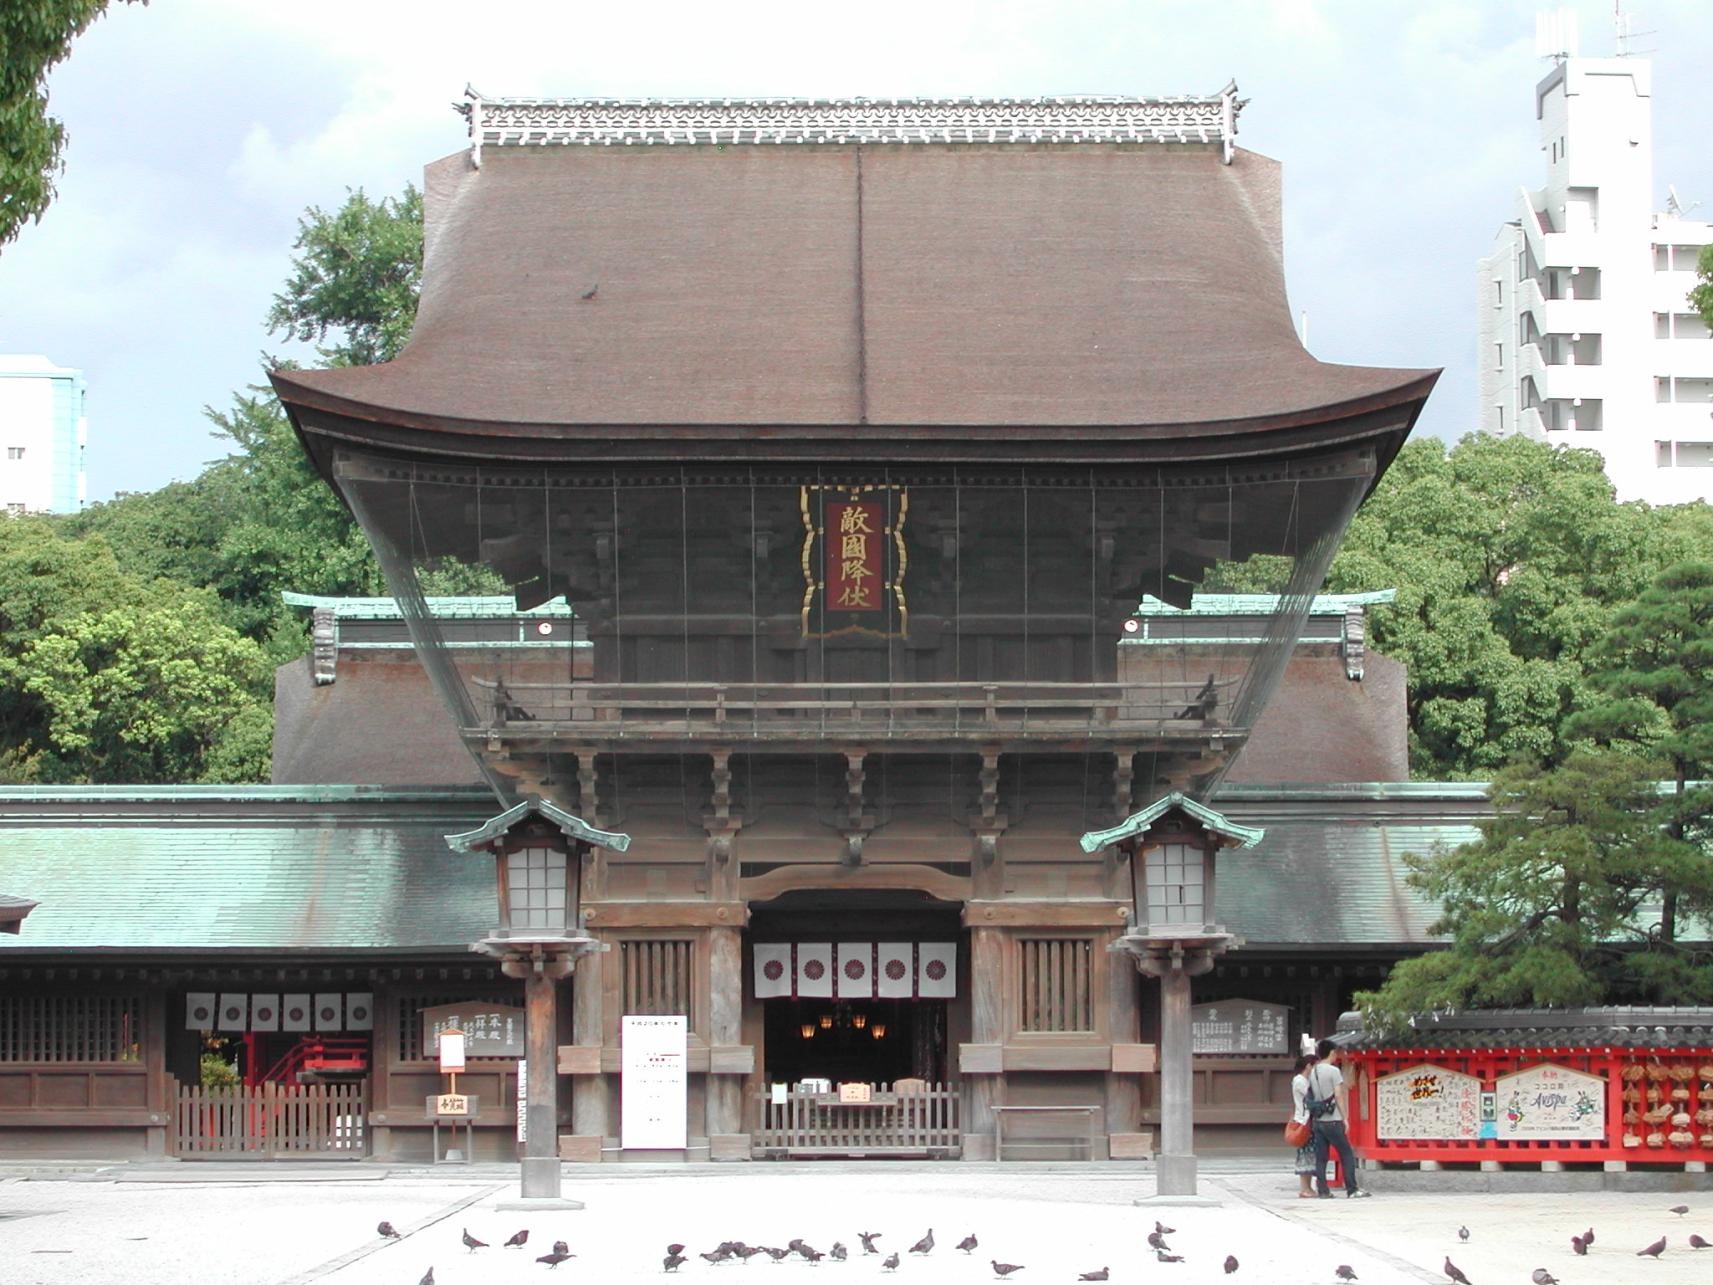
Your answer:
[0,784,1484,952]
[1135,590,1396,616]
[281,592,575,619]
[446,797,631,854]
[1080,790,1266,853]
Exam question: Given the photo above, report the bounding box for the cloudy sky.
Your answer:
[2,0,1710,503]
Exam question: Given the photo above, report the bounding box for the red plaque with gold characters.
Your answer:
[801,485,907,637]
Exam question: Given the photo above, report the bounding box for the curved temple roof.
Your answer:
[272,91,1436,467]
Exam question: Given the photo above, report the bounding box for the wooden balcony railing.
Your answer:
[469,677,1238,743]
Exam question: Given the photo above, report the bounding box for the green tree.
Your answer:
[1692,245,1713,334]
[1356,751,1713,1032]
[17,595,271,783]
[1324,433,1683,776]
[1568,561,1713,944]
[267,185,424,366]
[0,0,141,248]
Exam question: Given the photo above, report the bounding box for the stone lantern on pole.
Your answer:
[1081,791,1263,1200]
[447,796,630,1207]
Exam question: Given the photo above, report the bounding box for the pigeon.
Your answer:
[1457,1227,1470,1242]
[910,1231,935,1256]
[789,1241,808,1254]
[992,1264,1024,1279]
[1690,1234,1711,1249]
[419,1271,435,1285]
[1224,1256,1239,1275]
[666,1253,688,1272]
[860,1234,883,1256]
[1079,1270,1108,1281]
[1155,1222,1176,1235]
[1156,1251,1184,1264]
[830,1243,848,1262]
[1531,1271,1559,1285]
[703,1249,734,1265]
[378,1221,401,1239]
[537,1250,574,1268]
[805,1250,826,1266]
[1637,1236,1667,1259]
[668,1244,687,1256]
[765,1248,791,1264]
[1147,1232,1171,1252]
[554,1242,570,1257]
[1583,1228,1596,1247]
[883,1254,900,1272]
[463,1229,488,1253]
[1570,1235,1588,1256]
[506,1230,530,1249]
[580,285,598,301]
[1334,1269,1358,1282]
[957,1235,978,1255]
[1671,1206,1691,1217]
[1442,1259,1471,1285]
[738,1246,766,1263]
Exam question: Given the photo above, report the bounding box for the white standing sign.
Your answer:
[622,1015,688,1150]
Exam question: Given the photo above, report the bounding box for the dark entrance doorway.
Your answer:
[763,998,947,1086]
[747,888,964,1092]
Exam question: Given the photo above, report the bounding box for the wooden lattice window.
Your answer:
[0,994,143,1062]
[621,939,694,1020]
[1019,938,1094,1033]
[395,989,514,1062]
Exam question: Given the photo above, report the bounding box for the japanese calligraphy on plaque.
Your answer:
[801,485,907,637]
[1189,999,1289,1054]
[1375,1063,1482,1140]
[420,1003,525,1058]
[1492,1063,1605,1140]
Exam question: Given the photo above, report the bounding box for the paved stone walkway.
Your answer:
[1,1163,1710,1285]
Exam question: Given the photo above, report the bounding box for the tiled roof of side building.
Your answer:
[1338,1006,1713,1048]
[0,784,1485,954]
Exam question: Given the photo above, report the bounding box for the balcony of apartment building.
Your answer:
[1654,377,1713,436]
[1517,270,1602,337]
[1653,313,1713,377]
[1532,332,1605,402]
[1655,439,1713,470]
[1539,397,1603,435]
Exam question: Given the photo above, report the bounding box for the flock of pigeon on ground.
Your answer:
[378,1203,1711,1283]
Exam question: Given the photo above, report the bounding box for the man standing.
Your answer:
[1308,1037,1371,1198]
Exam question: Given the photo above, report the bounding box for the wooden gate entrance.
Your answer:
[171,1082,368,1158]
[752,1082,960,1158]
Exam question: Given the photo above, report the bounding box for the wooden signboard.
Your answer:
[421,1003,525,1058]
[838,1082,873,1104]
[1189,999,1289,1054]
[1375,1063,1482,1141]
[1493,1063,1605,1140]
[428,1093,478,1118]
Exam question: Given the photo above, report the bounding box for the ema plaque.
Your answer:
[1189,999,1288,1054]
[1375,1063,1482,1141]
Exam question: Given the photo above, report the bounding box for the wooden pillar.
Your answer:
[1104,937,1141,1155]
[522,965,559,1195]
[368,982,395,1160]
[965,925,1004,1161]
[144,989,168,1158]
[570,938,607,1144]
[706,926,745,1155]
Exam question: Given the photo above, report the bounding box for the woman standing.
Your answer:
[1289,1053,1318,1197]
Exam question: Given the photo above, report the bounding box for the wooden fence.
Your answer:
[172,1082,367,1158]
[753,1083,960,1158]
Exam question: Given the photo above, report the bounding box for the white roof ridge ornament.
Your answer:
[457,86,1245,162]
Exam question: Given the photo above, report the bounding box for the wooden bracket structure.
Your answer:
[971,747,1007,865]
[840,749,875,867]
[704,748,743,865]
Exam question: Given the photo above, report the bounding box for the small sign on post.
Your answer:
[838,1082,873,1104]
[436,1093,472,1117]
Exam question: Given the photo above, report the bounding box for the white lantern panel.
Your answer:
[185,992,216,1030]
[313,992,343,1031]
[345,992,374,1030]
[249,993,280,1032]
[282,993,312,1031]
[216,993,248,1032]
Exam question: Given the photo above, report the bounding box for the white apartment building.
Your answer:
[1478,55,1713,504]
[0,354,87,515]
